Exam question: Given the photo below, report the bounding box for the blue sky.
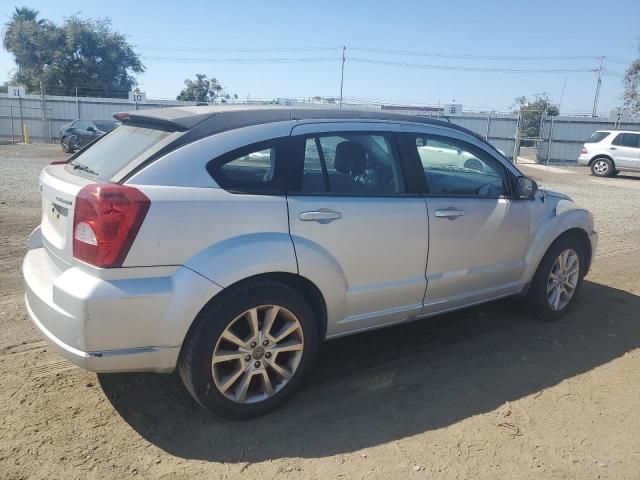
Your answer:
[1,0,638,113]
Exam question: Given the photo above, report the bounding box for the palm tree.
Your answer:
[2,7,45,51]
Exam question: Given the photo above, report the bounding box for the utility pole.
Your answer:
[339,46,346,109]
[592,56,604,117]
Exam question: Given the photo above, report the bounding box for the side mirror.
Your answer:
[87,126,96,132]
[516,176,538,200]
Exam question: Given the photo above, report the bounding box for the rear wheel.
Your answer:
[178,280,319,419]
[526,236,586,321]
[590,157,614,177]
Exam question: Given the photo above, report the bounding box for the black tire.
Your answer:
[178,280,319,419]
[590,157,614,177]
[61,136,74,153]
[525,235,586,322]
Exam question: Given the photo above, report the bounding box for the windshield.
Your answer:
[93,120,119,132]
[68,125,173,179]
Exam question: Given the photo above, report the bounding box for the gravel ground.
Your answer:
[1,144,639,479]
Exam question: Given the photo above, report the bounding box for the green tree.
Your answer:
[623,59,640,115]
[514,93,560,140]
[2,11,144,98]
[176,74,236,103]
[2,6,47,51]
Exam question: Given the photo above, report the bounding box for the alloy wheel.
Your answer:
[547,249,580,311]
[211,305,304,404]
[593,160,609,175]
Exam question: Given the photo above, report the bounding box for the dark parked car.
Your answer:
[59,119,119,153]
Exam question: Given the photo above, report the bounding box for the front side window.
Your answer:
[612,133,640,148]
[410,135,508,197]
[295,133,405,195]
[208,139,284,194]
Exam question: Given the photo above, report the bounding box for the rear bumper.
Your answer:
[25,295,179,372]
[577,155,590,166]
[23,247,220,373]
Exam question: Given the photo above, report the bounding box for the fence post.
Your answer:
[40,81,47,142]
[512,108,522,164]
[546,117,555,166]
[75,86,80,118]
[485,111,492,140]
[10,106,15,144]
[18,96,24,143]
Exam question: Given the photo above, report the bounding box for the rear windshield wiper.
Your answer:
[69,161,98,176]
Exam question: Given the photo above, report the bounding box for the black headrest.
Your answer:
[334,141,367,176]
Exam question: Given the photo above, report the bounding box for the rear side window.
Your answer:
[68,125,174,179]
[612,133,640,148]
[585,131,610,143]
[207,139,286,194]
[291,133,406,195]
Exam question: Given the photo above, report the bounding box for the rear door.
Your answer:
[286,123,428,336]
[610,133,640,169]
[401,128,530,314]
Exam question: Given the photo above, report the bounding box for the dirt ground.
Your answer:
[1,144,639,480]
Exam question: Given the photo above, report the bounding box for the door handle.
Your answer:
[609,147,617,150]
[435,208,465,219]
[299,209,342,222]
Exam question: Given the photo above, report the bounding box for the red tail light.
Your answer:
[73,184,150,268]
[581,147,588,154]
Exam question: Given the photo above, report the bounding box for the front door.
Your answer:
[403,131,530,314]
[286,124,429,337]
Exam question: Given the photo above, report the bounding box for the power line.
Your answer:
[135,43,617,63]
[348,46,603,61]
[143,55,340,63]
[137,45,342,53]
[347,57,599,74]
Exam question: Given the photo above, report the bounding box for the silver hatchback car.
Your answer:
[23,106,597,418]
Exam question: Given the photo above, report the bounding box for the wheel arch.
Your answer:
[178,272,328,355]
[589,154,614,167]
[547,227,592,273]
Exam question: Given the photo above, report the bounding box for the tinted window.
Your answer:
[74,120,93,130]
[295,133,405,195]
[612,133,640,148]
[585,131,610,143]
[411,135,507,197]
[68,125,173,179]
[208,139,285,194]
[93,120,119,132]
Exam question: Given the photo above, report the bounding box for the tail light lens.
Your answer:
[581,147,588,154]
[73,184,150,268]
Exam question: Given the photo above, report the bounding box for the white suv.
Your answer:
[23,106,597,418]
[578,130,640,177]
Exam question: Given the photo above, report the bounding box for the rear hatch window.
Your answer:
[67,124,177,180]
[585,131,610,143]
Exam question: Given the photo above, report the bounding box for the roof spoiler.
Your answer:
[113,112,189,132]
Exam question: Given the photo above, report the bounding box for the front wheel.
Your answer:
[61,136,73,153]
[590,157,614,177]
[178,280,319,419]
[526,236,586,321]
